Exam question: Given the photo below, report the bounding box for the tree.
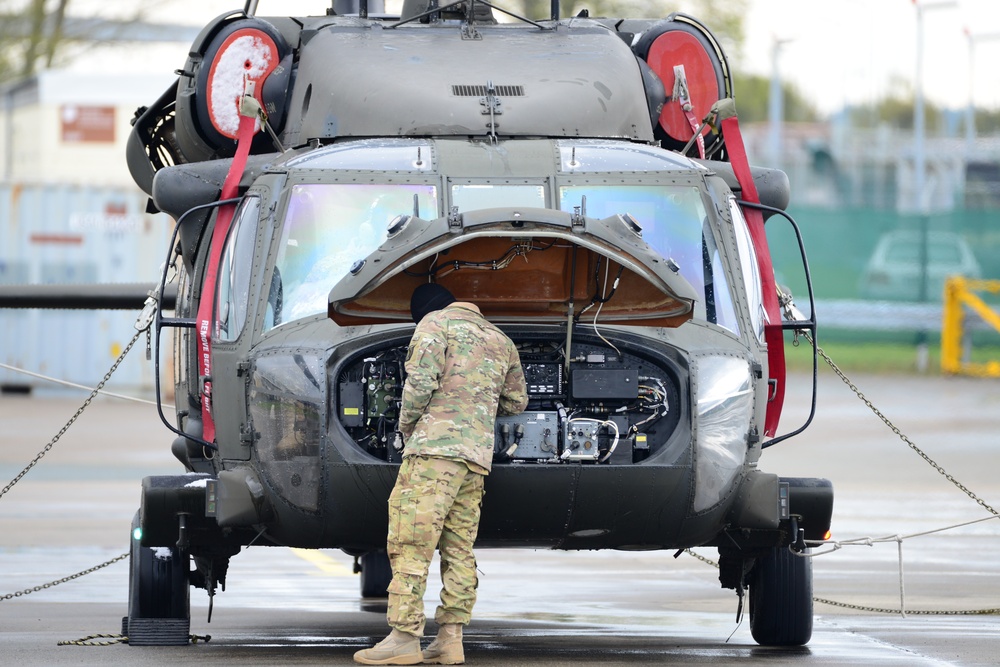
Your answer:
[731,72,819,124]
[0,0,165,85]
[511,0,747,60]
[977,108,1000,135]
[0,0,71,83]
[846,76,942,131]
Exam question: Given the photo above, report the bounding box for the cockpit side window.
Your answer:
[729,197,765,343]
[702,222,741,336]
[267,183,437,329]
[216,195,261,343]
[558,184,739,333]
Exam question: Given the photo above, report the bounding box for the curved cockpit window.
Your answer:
[559,184,739,334]
[558,140,700,172]
[267,183,438,329]
[284,139,435,171]
[216,195,260,342]
[730,197,765,342]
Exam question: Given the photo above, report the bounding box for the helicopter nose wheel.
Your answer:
[358,549,392,598]
[748,544,813,646]
[124,510,192,645]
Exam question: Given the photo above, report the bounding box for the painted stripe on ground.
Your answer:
[290,548,356,576]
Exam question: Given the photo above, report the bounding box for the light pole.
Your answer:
[964,28,1000,155]
[912,0,957,372]
[2,85,11,181]
[768,37,792,169]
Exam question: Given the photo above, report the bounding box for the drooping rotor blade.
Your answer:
[0,283,176,310]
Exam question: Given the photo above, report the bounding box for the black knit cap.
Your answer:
[410,283,456,324]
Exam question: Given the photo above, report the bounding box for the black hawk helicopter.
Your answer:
[9,0,833,648]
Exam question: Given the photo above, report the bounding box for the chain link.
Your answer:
[0,551,129,602]
[0,314,212,646]
[684,547,719,568]
[0,330,143,501]
[57,633,212,646]
[684,549,999,615]
[812,596,1000,616]
[806,332,999,519]
[58,633,128,646]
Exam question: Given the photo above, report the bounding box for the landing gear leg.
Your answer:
[359,549,392,598]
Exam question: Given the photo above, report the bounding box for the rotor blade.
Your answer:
[0,283,176,310]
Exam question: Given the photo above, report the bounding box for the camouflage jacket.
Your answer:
[398,302,528,472]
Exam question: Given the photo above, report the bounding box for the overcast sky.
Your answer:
[62,0,1000,116]
[743,0,1000,114]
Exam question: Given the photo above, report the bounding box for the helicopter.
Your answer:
[7,0,833,649]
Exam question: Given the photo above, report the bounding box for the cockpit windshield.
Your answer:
[267,183,437,329]
[451,183,546,211]
[559,184,740,335]
[266,145,739,336]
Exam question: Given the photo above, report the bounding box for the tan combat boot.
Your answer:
[354,628,423,665]
[422,623,464,665]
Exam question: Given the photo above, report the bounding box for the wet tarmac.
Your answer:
[1,369,998,665]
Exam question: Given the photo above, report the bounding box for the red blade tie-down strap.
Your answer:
[672,65,706,160]
[720,115,786,438]
[195,112,257,444]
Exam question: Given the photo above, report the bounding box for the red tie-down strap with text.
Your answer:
[195,112,257,444]
[720,115,786,438]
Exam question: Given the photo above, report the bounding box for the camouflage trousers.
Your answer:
[386,455,485,637]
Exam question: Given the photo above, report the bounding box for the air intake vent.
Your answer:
[452,85,525,97]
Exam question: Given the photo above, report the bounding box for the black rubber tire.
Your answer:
[127,511,190,621]
[359,549,392,598]
[748,546,813,646]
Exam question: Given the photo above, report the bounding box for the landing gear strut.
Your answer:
[359,549,392,598]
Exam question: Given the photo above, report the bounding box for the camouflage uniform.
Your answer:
[388,302,527,636]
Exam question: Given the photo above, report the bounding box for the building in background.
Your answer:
[1,70,174,186]
[0,70,176,394]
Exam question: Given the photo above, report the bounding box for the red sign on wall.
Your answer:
[60,105,115,143]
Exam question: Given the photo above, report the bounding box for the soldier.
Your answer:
[354,283,528,666]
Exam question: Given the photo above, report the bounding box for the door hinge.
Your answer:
[240,421,259,445]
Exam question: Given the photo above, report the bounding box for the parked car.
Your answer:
[859,230,981,301]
